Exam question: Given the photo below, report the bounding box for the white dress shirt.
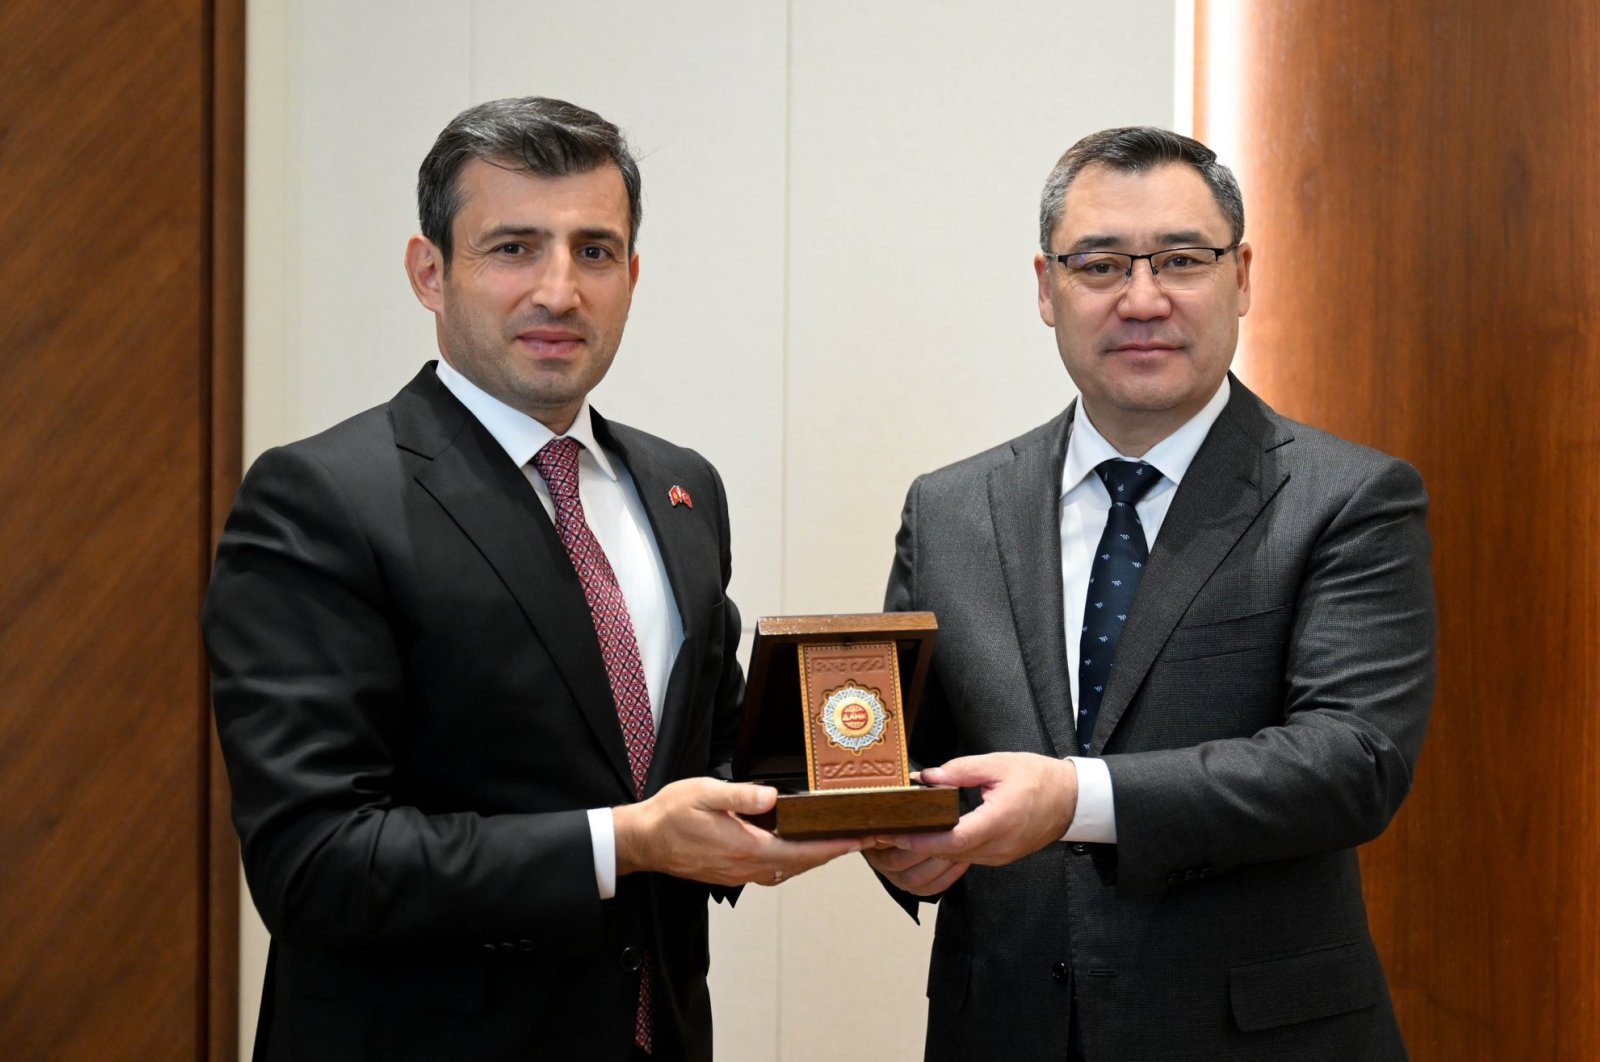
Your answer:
[436,359,682,897]
[1060,377,1231,842]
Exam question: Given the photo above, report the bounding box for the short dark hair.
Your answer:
[1038,127,1244,249]
[417,96,643,265]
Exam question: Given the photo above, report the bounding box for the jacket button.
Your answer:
[1052,961,1070,984]
[620,946,645,972]
[1069,842,1088,855]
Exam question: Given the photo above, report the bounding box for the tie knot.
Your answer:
[531,436,583,499]
[1096,459,1159,505]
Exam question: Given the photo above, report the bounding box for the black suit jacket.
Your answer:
[886,379,1435,1061]
[204,365,743,1061]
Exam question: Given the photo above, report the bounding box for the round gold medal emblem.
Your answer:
[819,683,888,753]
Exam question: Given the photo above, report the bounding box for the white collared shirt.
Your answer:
[436,359,682,897]
[1059,377,1231,843]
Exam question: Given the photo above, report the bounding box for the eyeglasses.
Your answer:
[1043,245,1238,293]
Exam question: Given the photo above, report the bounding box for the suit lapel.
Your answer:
[593,413,711,795]
[392,369,636,794]
[596,416,707,649]
[989,408,1077,758]
[1092,380,1291,751]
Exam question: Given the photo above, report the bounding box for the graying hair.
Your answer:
[417,96,642,267]
[1038,127,1244,249]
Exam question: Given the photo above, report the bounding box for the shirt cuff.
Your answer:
[588,807,618,899]
[1063,756,1117,843]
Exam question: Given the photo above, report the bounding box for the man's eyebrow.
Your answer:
[475,224,627,246]
[572,227,627,246]
[1062,230,1217,253]
[476,224,547,244]
[1156,230,1214,246]
[1064,235,1124,252]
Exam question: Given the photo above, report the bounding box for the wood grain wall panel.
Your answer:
[0,0,242,1057]
[208,0,245,1055]
[1200,2,1599,1058]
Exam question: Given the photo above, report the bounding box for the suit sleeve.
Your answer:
[204,445,602,949]
[707,460,745,780]
[1104,457,1436,895]
[702,462,747,909]
[887,476,959,773]
[877,476,959,918]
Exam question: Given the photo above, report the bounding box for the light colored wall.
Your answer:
[242,2,1183,1057]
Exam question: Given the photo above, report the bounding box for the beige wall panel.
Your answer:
[782,1,1183,616]
[778,5,1182,1058]
[280,2,473,445]
[707,872,783,1060]
[473,0,790,622]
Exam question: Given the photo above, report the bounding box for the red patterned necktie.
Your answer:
[530,435,656,1053]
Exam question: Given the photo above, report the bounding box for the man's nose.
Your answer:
[1116,259,1172,318]
[530,250,582,315]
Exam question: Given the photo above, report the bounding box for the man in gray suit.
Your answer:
[866,127,1434,1061]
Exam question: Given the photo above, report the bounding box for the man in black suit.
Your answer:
[866,128,1435,1060]
[205,97,858,1062]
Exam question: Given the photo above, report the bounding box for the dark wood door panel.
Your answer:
[1201,2,1600,1058]
[0,0,240,1057]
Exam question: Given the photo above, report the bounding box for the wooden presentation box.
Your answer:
[733,612,959,839]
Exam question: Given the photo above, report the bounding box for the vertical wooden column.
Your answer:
[209,0,247,1056]
[0,1,243,1058]
[1199,3,1599,1059]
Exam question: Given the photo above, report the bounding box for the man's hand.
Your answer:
[613,777,864,887]
[862,843,970,896]
[873,753,1079,871]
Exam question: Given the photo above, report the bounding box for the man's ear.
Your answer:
[1035,253,1057,327]
[405,235,446,312]
[1234,241,1253,317]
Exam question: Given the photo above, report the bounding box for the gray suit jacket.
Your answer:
[886,378,1434,1061]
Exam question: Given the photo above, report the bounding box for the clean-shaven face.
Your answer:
[409,158,639,433]
[1035,162,1251,453]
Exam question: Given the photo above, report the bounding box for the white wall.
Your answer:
[243,2,1183,1057]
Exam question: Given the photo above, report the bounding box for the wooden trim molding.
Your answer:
[207,2,246,1057]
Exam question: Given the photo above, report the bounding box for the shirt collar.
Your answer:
[1061,375,1231,498]
[434,358,618,481]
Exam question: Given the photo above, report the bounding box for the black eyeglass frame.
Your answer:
[1042,244,1240,281]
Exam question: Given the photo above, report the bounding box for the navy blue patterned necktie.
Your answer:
[1077,459,1161,755]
